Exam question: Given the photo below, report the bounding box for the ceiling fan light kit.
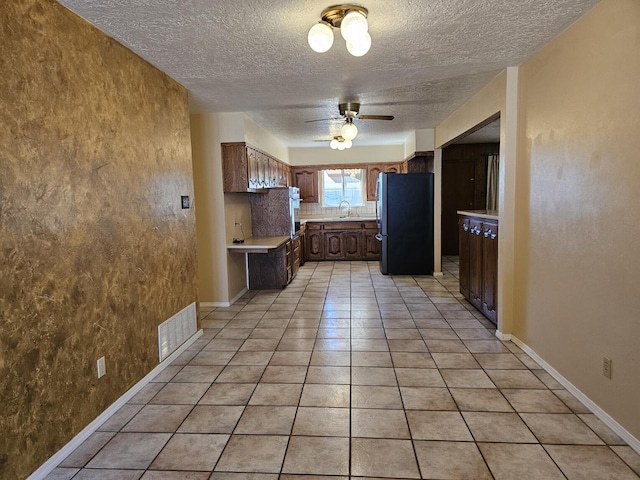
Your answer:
[308,4,370,57]
[340,118,358,141]
[311,102,394,149]
[330,137,353,150]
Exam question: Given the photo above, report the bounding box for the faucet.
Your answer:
[338,199,351,217]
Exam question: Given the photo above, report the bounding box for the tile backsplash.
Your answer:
[300,201,377,219]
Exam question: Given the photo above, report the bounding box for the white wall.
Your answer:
[289,144,405,166]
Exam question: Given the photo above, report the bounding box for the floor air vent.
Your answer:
[158,302,197,362]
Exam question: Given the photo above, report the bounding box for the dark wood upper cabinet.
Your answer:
[221,142,290,193]
[366,163,404,201]
[292,168,318,203]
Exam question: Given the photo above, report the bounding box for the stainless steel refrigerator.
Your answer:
[376,172,434,275]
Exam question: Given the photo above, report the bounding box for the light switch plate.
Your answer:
[97,356,106,378]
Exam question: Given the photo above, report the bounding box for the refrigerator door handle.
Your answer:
[375,233,383,242]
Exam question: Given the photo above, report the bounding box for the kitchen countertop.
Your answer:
[457,210,499,220]
[302,216,377,223]
[227,235,290,254]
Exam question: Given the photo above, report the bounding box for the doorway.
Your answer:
[440,119,500,256]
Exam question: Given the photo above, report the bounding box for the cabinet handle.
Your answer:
[483,229,492,238]
[462,224,469,232]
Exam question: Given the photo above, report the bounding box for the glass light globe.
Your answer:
[344,139,353,149]
[341,121,358,141]
[330,139,339,149]
[340,11,368,42]
[337,141,346,151]
[308,22,334,53]
[346,31,371,57]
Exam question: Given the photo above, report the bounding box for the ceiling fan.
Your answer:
[305,102,395,123]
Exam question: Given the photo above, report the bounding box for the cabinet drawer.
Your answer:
[323,221,361,230]
[306,222,322,230]
[362,221,377,229]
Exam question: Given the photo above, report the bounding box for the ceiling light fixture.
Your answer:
[340,118,358,141]
[308,4,371,57]
[329,136,353,150]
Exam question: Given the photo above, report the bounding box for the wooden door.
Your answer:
[247,147,259,189]
[343,231,362,259]
[293,168,318,203]
[363,230,381,260]
[366,165,384,201]
[306,230,324,260]
[458,217,471,299]
[324,232,343,259]
[468,218,483,310]
[481,220,498,323]
[221,142,249,193]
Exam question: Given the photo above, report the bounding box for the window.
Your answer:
[320,168,366,207]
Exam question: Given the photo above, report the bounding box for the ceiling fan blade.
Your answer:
[304,117,341,123]
[313,139,332,142]
[358,115,395,121]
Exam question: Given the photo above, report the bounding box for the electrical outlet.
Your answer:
[97,356,106,378]
[602,357,612,379]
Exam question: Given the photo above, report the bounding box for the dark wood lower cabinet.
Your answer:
[305,220,380,261]
[306,226,324,260]
[248,245,288,289]
[458,214,498,324]
[363,229,381,259]
[248,231,305,289]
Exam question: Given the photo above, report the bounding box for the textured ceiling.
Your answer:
[58,0,598,147]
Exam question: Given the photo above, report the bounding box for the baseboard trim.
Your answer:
[433,271,444,277]
[199,288,248,309]
[28,329,204,480]
[494,330,512,341]
[509,335,640,454]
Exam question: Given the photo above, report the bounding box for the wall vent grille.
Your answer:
[158,302,197,362]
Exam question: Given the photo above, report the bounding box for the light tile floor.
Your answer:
[48,258,640,479]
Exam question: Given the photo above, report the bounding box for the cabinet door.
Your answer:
[363,230,380,260]
[366,165,384,201]
[481,221,498,323]
[284,165,291,187]
[343,231,362,259]
[324,232,343,259]
[458,217,471,299]
[468,219,483,310]
[293,168,318,203]
[268,157,278,187]
[221,143,249,193]
[247,147,260,189]
[386,163,401,173]
[306,230,324,260]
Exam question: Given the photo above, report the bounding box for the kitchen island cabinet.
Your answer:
[458,211,498,324]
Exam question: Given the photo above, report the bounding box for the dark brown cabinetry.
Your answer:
[458,214,498,324]
[366,163,402,201]
[248,243,289,289]
[363,224,381,260]
[222,142,290,192]
[305,220,379,261]
[248,230,304,290]
[306,224,324,260]
[292,168,319,203]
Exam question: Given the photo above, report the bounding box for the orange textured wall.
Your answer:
[0,1,197,477]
